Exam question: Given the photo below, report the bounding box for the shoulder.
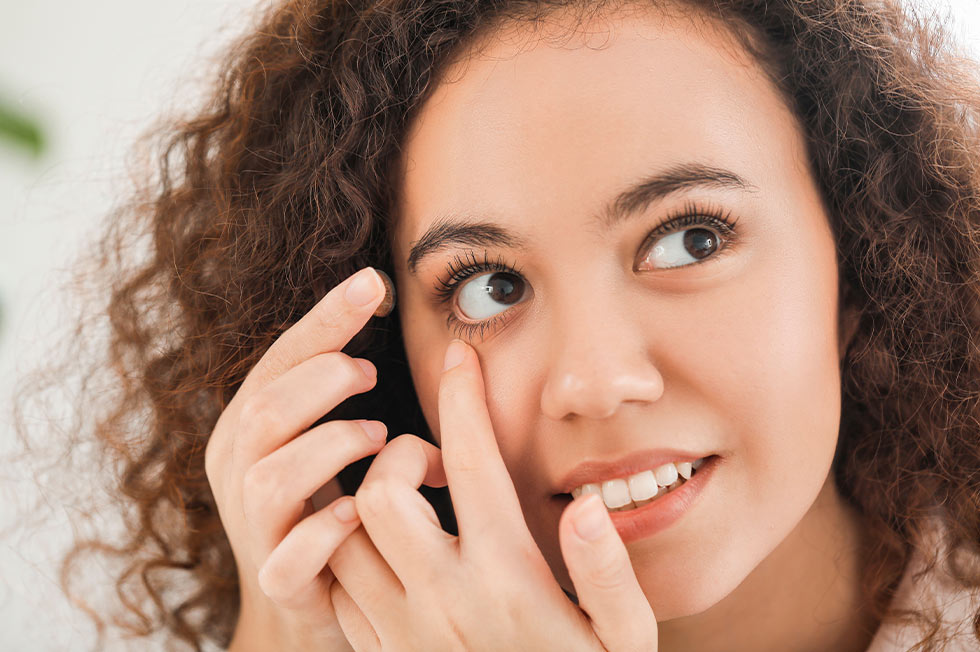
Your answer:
[866,513,980,652]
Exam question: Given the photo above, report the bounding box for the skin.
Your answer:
[381,5,878,652]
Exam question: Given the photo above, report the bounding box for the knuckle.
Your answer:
[310,300,349,338]
[257,562,288,603]
[252,351,290,386]
[387,433,424,458]
[242,459,284,514]
[203,436,220,486]
[237,391,283,438]
[204,409,237,485]
[258,563,303,609]
[319,420,374,461]
[342,419,379,450]
[337,353,371,388]
[584,546,629,590]
[354,479,394,518]
[309,352,374,397]
[509,542,546,571]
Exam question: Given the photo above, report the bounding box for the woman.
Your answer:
[14,0,980,650]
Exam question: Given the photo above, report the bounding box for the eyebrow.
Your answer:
[406,161,758,275]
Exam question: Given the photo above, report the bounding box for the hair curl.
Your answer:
[10,0,980,650]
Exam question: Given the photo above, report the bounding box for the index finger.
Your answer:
[243,266,393,393]
[438,339,535,554]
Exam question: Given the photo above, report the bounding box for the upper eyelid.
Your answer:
[640,215,738,253]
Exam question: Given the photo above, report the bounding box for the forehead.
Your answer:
[392,6,803,269]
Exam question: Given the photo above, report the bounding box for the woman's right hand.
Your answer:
[204,266,391,651]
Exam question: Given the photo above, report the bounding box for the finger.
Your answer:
[241,419,387,561]
[330,581,381,652]
[438,339,532,551]
[233,352,379,472]
[329,525,406,630]
[559,494,659,651]
[354,435,454,586]
[207,267,387,497]
[256,496,362,611]
[243,266,389,393]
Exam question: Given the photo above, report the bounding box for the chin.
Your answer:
[629,548,752,621]
[637,577,729,621]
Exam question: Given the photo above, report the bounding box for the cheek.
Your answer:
[709,240,843,513]
[479,356,541,487]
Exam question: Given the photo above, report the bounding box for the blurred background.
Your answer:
[1,0,979,650]
[0,2,260,650]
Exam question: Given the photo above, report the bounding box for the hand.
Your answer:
[204,266,391,651]
[327,339,658,651]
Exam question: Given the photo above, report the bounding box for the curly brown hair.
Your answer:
[9,0,980,649]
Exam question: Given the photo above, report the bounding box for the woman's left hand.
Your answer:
[327,339,658,652]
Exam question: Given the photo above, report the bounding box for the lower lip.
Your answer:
[593,455,720,544]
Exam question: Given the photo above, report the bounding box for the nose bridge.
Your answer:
[539,270,664,420]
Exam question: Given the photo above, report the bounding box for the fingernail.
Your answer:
[333,497,358,522]
[359,420,388,442]
[573,494,609,541]
[345,268,382,306]
[442,339,466,371]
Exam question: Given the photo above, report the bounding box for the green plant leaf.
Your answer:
[0,99,45,157]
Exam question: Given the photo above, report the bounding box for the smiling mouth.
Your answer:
[555,455,718,512]
[552,455,722,543]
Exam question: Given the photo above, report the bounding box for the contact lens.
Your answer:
[373,269,396,317]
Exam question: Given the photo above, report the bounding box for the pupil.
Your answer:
[485,273,523,304]
[684,228,717,259]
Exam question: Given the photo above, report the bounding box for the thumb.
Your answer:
[559,494,658,652]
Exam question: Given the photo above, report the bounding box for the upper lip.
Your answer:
[554,448,714,495]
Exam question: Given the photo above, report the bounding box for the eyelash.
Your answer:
[433,200,741,341]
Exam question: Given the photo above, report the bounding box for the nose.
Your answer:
[539,284,665,421]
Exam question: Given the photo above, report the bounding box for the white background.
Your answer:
[1,1,978,650]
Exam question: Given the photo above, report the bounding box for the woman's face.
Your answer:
[390,7,856,619]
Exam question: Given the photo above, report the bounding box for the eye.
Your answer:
[430,201,741,341]
[431,251,529,341]
[639,226,723,269]
[455,271,529,321]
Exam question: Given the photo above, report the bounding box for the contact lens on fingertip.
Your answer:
[373,269,396,317]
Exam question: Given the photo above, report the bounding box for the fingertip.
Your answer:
[442,338,467,372]
[345,267,385,307]
[570,494,610,542]
[333,496,360,523]
[354,358,377,380]
[559,496,658,643]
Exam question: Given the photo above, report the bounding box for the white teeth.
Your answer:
[653,463,679,487]
[626,470,658,502]
[571,483,601,499]
[675,461,693,480]
[600,479,632,509]
[568,457,708,505]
